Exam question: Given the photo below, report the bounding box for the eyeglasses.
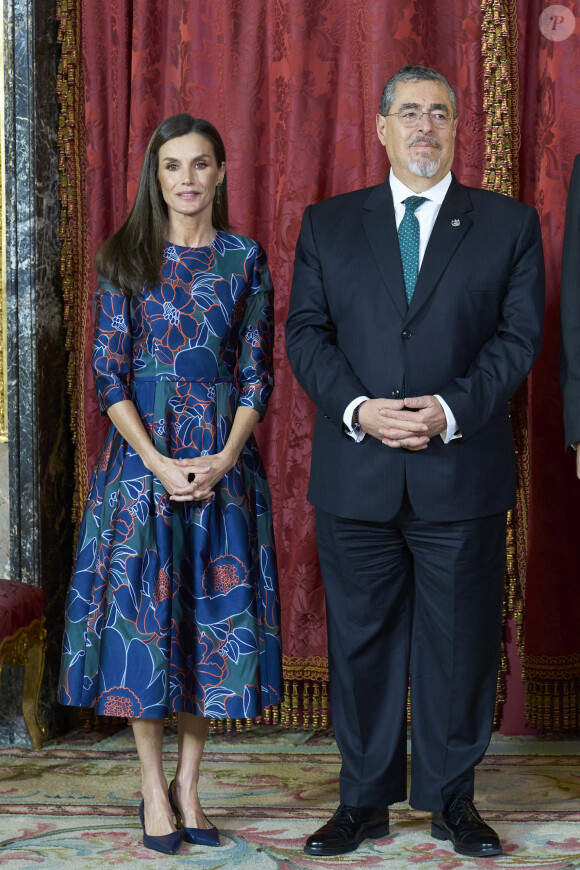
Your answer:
[384,110,453,128]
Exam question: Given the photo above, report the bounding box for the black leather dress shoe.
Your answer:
[304,804,390,856]
[431,794,502,857]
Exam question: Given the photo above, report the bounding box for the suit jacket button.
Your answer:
[402,329,411,339]
[392,389,401,398]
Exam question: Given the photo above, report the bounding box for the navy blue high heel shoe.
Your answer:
[139,800,182,854]
[168,780,220,847]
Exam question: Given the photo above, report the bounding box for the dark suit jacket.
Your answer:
[285,175,545,523]
[560,154,580,447]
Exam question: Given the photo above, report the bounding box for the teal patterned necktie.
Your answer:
[398,196,427,304]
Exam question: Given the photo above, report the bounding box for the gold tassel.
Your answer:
[553,681,561,732]
[312,683,320,730]
[321,683,329,730]
[543,681,551,731]
[78,708,93,732]
[302,680,311,730]
[562,681,570,730]
[291,682,299,728]
[281,680,291,727]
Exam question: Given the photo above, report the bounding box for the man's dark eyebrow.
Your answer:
[397,102,450,113]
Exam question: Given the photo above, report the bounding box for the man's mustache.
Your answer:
[409,136,442,150]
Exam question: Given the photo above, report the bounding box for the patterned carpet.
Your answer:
[1,726,579,869]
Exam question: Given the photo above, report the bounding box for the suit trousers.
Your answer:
[315,494,506,811]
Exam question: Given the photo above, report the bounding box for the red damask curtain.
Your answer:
[517,0,580,730]
[57,0,580,732]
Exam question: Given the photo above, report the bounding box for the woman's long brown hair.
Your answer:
[95,114,229,295]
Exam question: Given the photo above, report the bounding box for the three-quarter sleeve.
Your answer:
[237,245,274,418]
[92,277,133,414]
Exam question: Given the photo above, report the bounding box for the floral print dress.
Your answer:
[58,232,282,720]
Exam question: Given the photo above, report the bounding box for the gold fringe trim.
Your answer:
[525,679,580,731]
[277,679,329,731]
[208,658,333,732]
[209,660,332,732]
[481,0,520,196]
[481,0,523,727]
[278,656,330,730]
[78,708,126,733]
[57,0,89,527]
[524,654,580,679]
[524,655,580,728]
[77,706,283,734]
[508,383,530,651]
[281,654,329,683]
[208,706,282,735]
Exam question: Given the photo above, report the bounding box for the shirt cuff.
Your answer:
[343,395,369,442]
[434,394,461,443]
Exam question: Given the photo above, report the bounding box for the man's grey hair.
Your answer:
[379,65,458,119]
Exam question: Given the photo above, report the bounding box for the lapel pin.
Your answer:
[451,219,461,227]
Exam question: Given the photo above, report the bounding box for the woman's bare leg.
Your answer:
[173,712,212,829]
[132,718,176,836]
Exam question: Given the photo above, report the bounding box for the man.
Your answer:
[560,154,580,464]
[285,65,544,859]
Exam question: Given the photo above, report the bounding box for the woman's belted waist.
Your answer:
[130,375,236,384]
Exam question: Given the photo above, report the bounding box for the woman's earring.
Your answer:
[215,182,222,205]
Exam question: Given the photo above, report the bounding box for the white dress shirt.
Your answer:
[343,169,460,443]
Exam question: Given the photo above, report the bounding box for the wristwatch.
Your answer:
[352,402,364,436]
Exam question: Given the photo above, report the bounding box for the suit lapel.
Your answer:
[362,182,408,319]
[407,178,474,320]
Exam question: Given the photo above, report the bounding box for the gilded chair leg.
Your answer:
[22,637,48,750]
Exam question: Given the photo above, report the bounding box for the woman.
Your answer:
[58,114,282,854]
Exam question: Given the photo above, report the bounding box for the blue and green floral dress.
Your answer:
[58,232,282,720]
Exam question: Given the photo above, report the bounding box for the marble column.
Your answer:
[1,0,75,744]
